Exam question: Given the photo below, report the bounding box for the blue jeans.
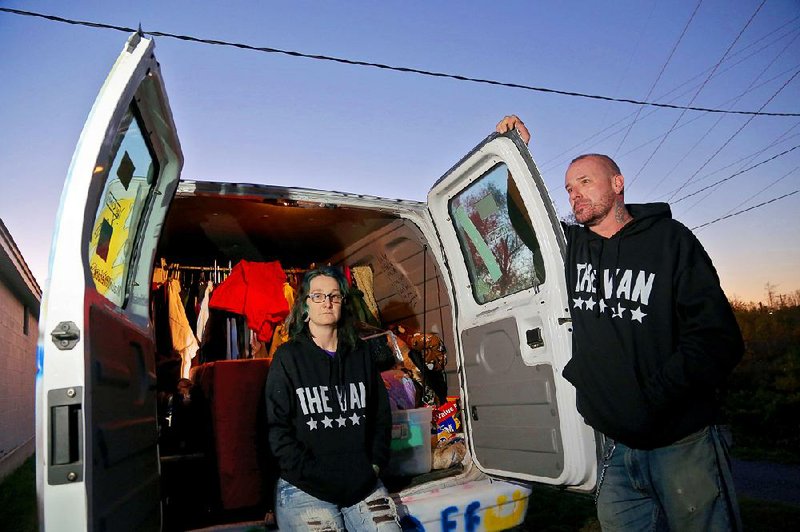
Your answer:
[275,477,401,531]
[596,426,742,531]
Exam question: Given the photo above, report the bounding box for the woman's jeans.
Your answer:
[275,477,401,531]
[596,425,742,531]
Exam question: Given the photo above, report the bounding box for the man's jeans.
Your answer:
[275,477,401,531]
[596,426,742,531]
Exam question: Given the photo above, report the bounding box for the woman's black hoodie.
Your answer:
[562,203,743,449]
[265,332,392,506]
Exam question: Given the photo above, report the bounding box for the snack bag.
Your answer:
[432,398,461,443]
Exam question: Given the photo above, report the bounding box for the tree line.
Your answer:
[723,285,800,463]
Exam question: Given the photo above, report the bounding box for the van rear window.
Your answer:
[87,103,158,308]
[448,163,545,304]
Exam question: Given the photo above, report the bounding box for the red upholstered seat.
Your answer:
[192,358,272,510]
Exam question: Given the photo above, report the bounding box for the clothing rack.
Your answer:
[167,263,308,274]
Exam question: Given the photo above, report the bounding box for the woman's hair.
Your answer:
[286,265,358,351]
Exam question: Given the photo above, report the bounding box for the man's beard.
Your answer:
[574,192,614,226]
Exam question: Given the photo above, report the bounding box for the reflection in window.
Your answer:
[449,163,545,304]
[87,104,158,308]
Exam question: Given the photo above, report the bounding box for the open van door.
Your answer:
[427,132,596,489]
[36,33,182,531]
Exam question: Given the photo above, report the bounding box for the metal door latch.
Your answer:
[51,321,80,350]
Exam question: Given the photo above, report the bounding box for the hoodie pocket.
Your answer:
[305,451,376,502]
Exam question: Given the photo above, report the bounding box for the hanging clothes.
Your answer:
[167,278,199,379]
[199,309,233,363]
[268,282,297,357]
[351,265,380,322]
[196,281,214,345]
[152,264,168,290]
[228,316,239,360]
[209,260,290,342]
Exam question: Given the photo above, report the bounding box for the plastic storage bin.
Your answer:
[386,407,433,476]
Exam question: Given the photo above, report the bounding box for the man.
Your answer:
[496,115,744,531]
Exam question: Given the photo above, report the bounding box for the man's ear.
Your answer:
[613,174,625,195]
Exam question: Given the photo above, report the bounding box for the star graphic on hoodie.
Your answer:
[307,418,318,431]
[573,297,584,309]
[349,413,362,426]
[630,306,647,323]
[336,416,347,427]
[585,298,596,311]
[321,416,334,428]
[612,303,626,319]
[599,299,607,313]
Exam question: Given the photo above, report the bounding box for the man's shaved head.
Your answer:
[570,153,621,178]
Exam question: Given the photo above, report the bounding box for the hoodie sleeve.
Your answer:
[643,228,743,410]
[265,347,317,480]
[369,355,393,472]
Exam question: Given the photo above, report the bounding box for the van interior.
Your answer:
[154,181,461,530]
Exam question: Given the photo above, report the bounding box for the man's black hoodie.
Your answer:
[562,203,743,449]
[265,332,392,506]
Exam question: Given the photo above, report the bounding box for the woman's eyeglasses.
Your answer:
[307,292,344,304]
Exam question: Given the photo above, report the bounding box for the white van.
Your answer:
[35,33,597,531]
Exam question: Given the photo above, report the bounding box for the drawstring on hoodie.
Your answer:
[589,228,626,317]
[594,240,605,317]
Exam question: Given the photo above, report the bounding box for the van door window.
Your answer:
[87,103,158,311]
[448,162,545,304]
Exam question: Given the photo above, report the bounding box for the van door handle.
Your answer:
[526,328,544,349]
[48,387,84,485]
[558,317,572,325]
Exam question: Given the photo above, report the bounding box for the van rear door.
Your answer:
[427,133,596,489]
[36,33,182,530]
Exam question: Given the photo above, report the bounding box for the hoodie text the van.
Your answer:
[562,203,743,449]
[265,333,392,506]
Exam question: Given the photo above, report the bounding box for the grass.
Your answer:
[732,445,800,465]
[516,485,800,531]
[2,456,800,531]
[515,484,600,531]
[0,455,37,532]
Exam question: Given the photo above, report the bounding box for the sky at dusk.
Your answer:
[1,0,798,304]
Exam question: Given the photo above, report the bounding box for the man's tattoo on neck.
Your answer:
[615,199,629,224]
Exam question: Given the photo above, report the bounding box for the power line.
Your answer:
[646,31,800,200]
[657,125,800,200]
[722,165,798,215]
[540,21,800,173]
[691,189,799,230]
[667,69,800,202]
[671,144,800,204]
[614,0,703,156]
[627,0,768,188]
[539,28,800,174]
[1,6,798,118]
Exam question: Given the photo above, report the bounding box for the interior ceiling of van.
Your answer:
[157,195,399,268]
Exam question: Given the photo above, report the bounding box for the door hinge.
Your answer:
[51,321,80,350]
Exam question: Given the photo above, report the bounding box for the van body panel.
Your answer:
[426,134,596,488]
[36,33,183,530]
[398,478,532,530]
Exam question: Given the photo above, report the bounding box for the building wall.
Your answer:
[0,278,38,480]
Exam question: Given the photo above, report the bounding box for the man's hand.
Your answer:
[495,115,530,145]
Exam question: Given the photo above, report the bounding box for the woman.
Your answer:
[265,266,400,531]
